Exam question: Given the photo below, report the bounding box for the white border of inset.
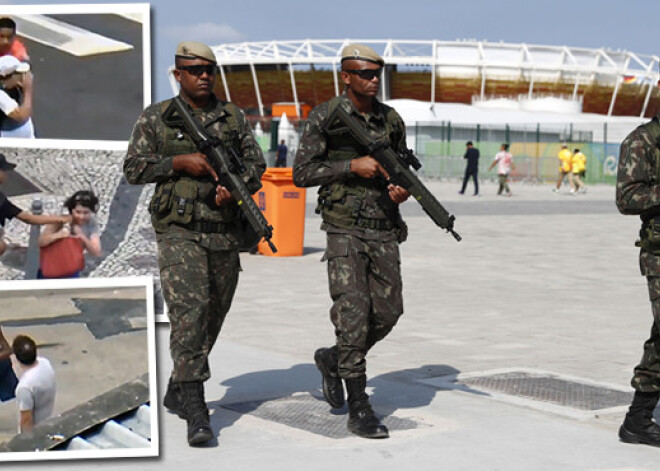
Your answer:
[0,3,151,147]
[0,275,159,462]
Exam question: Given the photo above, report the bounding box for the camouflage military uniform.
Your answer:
[293,94,407,379]
[616,112,660,392]
[124,94,265,383]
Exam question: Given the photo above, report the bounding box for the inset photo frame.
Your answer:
[0,3,151,142]
[0,275,158,461]
[0,143,166,321]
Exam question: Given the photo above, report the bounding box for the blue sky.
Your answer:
[1,0,658,101]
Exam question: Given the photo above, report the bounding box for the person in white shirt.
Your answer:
[488,143,516,196]
[0,55,34,138]
[12,334,56,433]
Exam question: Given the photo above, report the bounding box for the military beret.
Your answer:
[340,44,384,66]
[175,41,216,63]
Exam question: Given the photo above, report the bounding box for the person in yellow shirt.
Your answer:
[554,144,572,192]
[570,148,587,193]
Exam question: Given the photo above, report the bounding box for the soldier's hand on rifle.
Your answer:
[173,153,219,181]
[388,184,410,204]
[350,156,390,179]
[214,185,233,206]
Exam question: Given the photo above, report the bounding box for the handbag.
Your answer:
[39,236,85,278]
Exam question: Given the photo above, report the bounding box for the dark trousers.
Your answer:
[460,168,479,195]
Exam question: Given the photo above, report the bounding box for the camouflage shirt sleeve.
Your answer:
[123,102,177,185]
[616,126,660,216]
[391,110,408,154]
[231,104,266,194]
[293,103,352,188]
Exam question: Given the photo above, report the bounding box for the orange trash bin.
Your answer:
[254,168,306,256]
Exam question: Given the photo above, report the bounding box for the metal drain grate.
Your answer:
[221,392,418,439]
[459,371,633,411]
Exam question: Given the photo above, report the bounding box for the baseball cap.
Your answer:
[0,153,17,171]
[0,55,29,77]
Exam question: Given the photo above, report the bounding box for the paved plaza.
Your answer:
[3,180,660,469]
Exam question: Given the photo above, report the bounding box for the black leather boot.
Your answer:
[345,375,389,439]
[163,377,186,419]
[314,346,345,409]
[180,381,213,446]
[619,391,660,447]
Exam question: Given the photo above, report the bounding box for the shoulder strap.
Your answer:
[326,96,344,122]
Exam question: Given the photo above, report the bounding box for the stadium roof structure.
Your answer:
[186,39,659,119]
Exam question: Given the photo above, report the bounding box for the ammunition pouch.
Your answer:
[149,179,198,233]
[316,183,365,229]
[637,217,660,255]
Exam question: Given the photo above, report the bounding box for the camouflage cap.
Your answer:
[175,41,216,63]
[340,44,384,66]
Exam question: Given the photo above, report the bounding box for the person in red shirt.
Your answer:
[0,17,29,62]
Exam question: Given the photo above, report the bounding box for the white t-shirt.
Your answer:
[15,357,57,429]
[493,151,513,174]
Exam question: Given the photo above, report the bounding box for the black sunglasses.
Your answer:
[177,64,219,76]
[345,68,382,80]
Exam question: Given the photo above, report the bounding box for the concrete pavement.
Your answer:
[3,180,660,469]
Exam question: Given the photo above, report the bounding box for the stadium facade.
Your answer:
[169,39,660,120]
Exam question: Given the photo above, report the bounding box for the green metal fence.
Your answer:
[411,121,632,184]
[250,117,637,185]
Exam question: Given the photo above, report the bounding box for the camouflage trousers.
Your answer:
[325,233,403,379]
[158,235,240,383]
[632,276,660,391]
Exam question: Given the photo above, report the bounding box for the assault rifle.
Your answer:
[162,96,277,253]
[326,105,461,242]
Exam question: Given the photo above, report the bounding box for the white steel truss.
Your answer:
[198,39,660,117]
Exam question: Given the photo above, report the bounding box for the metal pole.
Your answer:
[249,62,264,117]
[218,64,231,102]
[607,76,622,117]
[288,62,300,118]
[641,76,656,118]
[480,68,486,99]
[24,199,43,280]
[332,62,340,96]
[431,40,436,106]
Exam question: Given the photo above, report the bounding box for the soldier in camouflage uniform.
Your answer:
[124,41,265,446]
[293,44,410,439]
[616,90,660,447]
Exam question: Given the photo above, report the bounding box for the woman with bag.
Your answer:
[38,190,102,279]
